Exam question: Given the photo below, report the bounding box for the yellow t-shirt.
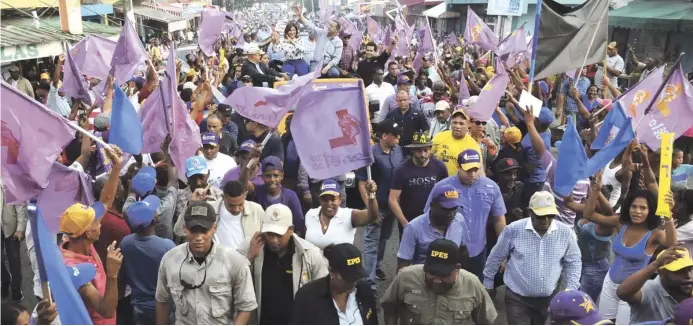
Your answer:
[432,131,482,176]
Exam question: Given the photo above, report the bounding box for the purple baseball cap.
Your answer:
[674,297,693,325]
[238,140,257,153]
[201,132,220,147]
[549,290,610,325]
[457,149,482,171]
[430,184,462,209]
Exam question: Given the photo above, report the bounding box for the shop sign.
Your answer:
[0,42,64,63]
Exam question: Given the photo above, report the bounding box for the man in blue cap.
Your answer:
[121,195,175,325]
[173,156,224,239]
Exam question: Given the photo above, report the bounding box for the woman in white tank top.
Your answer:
[602,153,629,212]
[304,179,380,250]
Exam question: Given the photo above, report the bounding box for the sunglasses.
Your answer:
[179,250,208,290]
[471,120,487,126]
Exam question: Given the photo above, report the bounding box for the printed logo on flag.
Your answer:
[656,83,681,118]
[472,25,481,41]
[606,127,620,146]
[329,109,362,149]
[629,90,651,117]
[1,121,20,164]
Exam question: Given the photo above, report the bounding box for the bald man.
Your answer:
[207,113,238,156]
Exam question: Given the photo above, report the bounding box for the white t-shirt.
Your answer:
[334,291,363,325]
[202,153,237,189]
[596,54,625,87]
[304,207,355,250]
[365,82,395,118]
[214,205,245,251]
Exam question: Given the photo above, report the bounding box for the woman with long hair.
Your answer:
[269,23,309,77]
[583,174,676,324]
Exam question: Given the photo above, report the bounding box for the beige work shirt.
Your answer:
[381,265,498,325]
[155,242,258,324]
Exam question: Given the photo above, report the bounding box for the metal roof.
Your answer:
[0,16,121,47]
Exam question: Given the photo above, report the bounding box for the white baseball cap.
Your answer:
[529,191,559,216]
[261,204,293,235]
[434,100,451,112]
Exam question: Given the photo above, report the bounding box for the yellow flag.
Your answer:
[656,132,675,218]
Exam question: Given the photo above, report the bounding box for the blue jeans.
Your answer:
[580,258,610,302]
[133,305,155,325]
[364,209,394,289]
[282,59,310,78]
[468,248,487,282]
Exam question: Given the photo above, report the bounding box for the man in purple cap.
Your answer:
[375,74,421,123]
[221,140,264,188]
[424,148,507,281]
[200,131,237,189]
[549,290,612,325]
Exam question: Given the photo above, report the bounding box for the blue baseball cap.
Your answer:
[319,179,341,197]
[185,156,210,178]
[430,184,462,209]
[549,290,611,325]
[261,156,283,173]
[201,132,220,147]
[131,166,156,197]
[538,107,555,125]
[457,149,482,171]
[66,263,96,289]
[238,140,257,153]
[126,195,160,229]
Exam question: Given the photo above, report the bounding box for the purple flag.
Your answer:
[110,17,148,86]
[291,86,374,179]
[200,8,230,57]
[62,48,92,105]
[633,63,693,150]
[165,43,200,181]
[619,66,665,119]
[464,7,498,52]
[382,25,392,45]
[94,131,114,173]
[412,52,423,76]
[139,87,169,154]
[71,35,117,80]
[458,72,471,104]
[37,162,94,234]
[418,21,434,55]
[1,82,75,203]
[445,31,459,47]
[367,17,381,44]
[466,59,510,121]
[339,17,362,55]
[222,68,320,128]
[495,24,526,56]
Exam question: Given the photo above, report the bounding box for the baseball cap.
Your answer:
[40,72,50,80]
[241,75,253,83]
[126,195,161,229]
[238,140,257,153]
[451,108,469,119]
[549,290,611,325]
[423,239,460,276]
[66,263,97,290]
[529,191,560,216]
[378,119,402,136]
[325,243,366,282]
[673,298,693,324]
[404,131,432,148]
[658,249,693,272]
[245,45,264,55]
[261,156,283,173]
[185,156,210,178]
[493,158,521,174]
[538,107,555,125]
[434,100,451,112]
[7,65,19,72]
[607,41,617,49]
[184,201,217,230]
[261,204,293,235]
[93,113,111,130]
[457,149,482,171]
[201,132,220,147]
[461,96,478,108]
[217,104,233,116]
[60,202,106,237]
[430,184,462,209]
[504,126,522,145]
[319,179,341,197]
[131,166,156,197]
[397,74,412,85]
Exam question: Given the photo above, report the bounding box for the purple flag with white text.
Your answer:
[466,59,509,121]
[110,18,148,86]
[464,7,498,52]
[1,82,75,203]
[62,48,92,105]
[291,86,374,179]
[37,162,95,234]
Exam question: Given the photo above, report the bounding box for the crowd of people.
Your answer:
[2,1,693,325]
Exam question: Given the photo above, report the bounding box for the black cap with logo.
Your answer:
[324,243,366,282]
[424,239,460,276]
[184,201,217,230]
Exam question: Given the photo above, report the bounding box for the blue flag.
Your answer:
[110,85,143,154]
[554,117,588,197]
[578,114,635,181]
[29,207,93,325]
[591,101,628,150]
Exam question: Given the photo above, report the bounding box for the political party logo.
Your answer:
[656,83,681,118]
[254,100,268,107]
[629,89,650,117]
[471,24,481,42]
[329,109,362,149]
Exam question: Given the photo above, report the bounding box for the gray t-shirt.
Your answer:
[629,276,678,324]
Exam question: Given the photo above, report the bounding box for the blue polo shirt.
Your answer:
[424,175,506,257]
[356,144,405,209]
[397,212,469,264]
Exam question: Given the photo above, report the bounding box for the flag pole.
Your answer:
[27,207,52,304]
[632,53,685,132]
[527,0,543,94]
[65,121,113,151]
[574,3,609,82]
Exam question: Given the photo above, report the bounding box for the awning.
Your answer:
[608,0,693,32]
[423,2,460,18]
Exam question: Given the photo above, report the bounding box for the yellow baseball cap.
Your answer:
[659,249,693,272]
[529,191,560,216]
[504,127,522,145]
[607,42,617,49]
[40,72,50,80]
[60,202,106,237]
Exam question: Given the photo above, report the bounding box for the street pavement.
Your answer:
[7,226,509,324]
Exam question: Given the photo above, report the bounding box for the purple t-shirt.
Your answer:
[540,150,589,226]
[391,158,448,221]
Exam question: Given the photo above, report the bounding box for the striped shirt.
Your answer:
[483,218,582,298]
[540,150,590,226]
